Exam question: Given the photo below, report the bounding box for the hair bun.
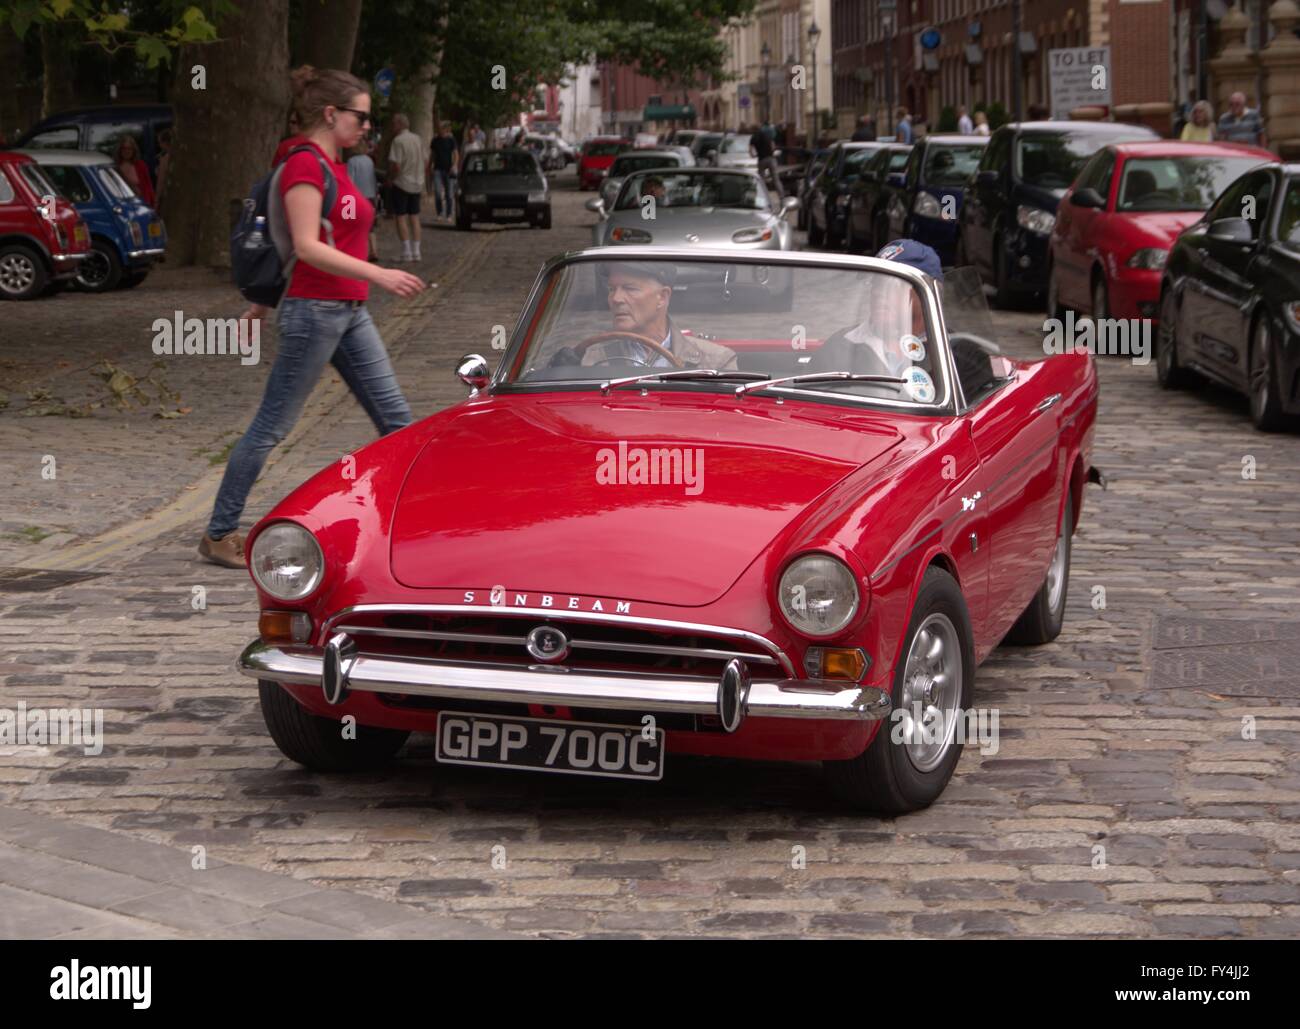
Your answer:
[290,64,318,96]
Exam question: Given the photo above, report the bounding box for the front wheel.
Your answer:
[535,208,552,230]
[823,567,974,813]
[1046,260,1066,321]
[1004,493,1072,645]
[1156,288,1193,389]
[1249,314,1287,431]
[258,680,409,771]
[0,244,48,301]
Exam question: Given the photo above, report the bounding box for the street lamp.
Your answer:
[760,41,771,125]
[808,20,821,142]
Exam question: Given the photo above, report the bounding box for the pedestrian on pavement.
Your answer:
[1181,100,1216,142]
[113,135,155,207]
[428,123,459,221]
[198,65,425,569]
[895,107,913,144]
[1217,92,1266,147]
[957,106,974,135]
[272,109,304,167]
[387,112,425,262]
[346,142,380,261]
[850,114,875,141]
[973,111,990,136]
[750,121,783,198]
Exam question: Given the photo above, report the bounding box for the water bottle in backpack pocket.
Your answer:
[231,145,337,307]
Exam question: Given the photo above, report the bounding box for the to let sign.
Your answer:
[1048,46,1110,116]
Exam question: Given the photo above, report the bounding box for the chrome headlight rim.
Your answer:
[776,551,861,639]
[1016,204,1056,235]
[249,521,325,602]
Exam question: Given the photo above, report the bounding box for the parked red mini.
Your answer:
[0,150,91,300]
[1049,141,1274,322]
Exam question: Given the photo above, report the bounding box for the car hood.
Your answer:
[390,395,903,605]
[604,206,775,244]
[461,173,541,193]
[1117,210,1203,247]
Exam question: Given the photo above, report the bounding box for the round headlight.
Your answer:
[249,523,324,601]
[777,554,859,637]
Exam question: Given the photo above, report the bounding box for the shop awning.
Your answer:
[643,104,695,121]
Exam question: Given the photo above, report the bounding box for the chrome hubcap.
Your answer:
[0,253,36,294]
[897,613,963,773]
[1046,528,1067,614]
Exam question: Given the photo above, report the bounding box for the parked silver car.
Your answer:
[712,132,759,171]
[599,149,692,210]
[587,168,798,251]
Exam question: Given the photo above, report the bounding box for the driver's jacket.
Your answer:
[582,320,739,371]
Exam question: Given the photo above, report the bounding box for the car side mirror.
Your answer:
[781,195,800,217]
[456,353,490,395]
[1069,187,1105,209]
[1207,217,1252,244]
[886,172,906,188]
[585,197,606,216]
[975,169,999,187]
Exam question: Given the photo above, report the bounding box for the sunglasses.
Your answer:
[337,106,372,125]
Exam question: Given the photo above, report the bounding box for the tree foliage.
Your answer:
[0,0,224,67]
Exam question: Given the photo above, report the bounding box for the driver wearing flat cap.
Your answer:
[585,262,739,370]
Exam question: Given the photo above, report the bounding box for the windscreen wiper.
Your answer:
[734,372,908,396]
[600,369,769,394]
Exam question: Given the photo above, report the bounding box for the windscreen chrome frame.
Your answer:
[490,246,960,416]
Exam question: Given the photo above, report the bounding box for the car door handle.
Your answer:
[1035,393,1062,414]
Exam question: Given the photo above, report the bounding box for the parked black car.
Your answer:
[14,104,173,180]
[1157,161,1300,431]
[807,141,887,248]
[456,149,550,230]
[958,120,1157,305]
[880,135,987,265]
[843,144,911,253]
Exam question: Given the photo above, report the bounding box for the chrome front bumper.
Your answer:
[127,247,165,259]
[238,638,891,731]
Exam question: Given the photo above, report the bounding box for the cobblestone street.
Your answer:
[2,172,1298,940]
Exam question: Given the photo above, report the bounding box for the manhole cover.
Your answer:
[1150,615,1300,698]
[0,567,106,593]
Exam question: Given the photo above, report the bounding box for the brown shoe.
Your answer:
[198,531,247,568]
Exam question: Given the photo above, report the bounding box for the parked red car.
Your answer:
[238,251,1102,813]
[0,150,90,300]
[1049,140,1274,322]
[577,136,630,190]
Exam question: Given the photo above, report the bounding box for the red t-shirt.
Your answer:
[278,140,373,301]
[272,134,304,169]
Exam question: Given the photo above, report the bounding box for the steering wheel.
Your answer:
[568,331,685,369]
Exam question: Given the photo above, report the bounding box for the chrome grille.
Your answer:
[323,606,788,681]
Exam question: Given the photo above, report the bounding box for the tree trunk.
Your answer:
[39,21,76,118]
[408,9,449,151]
[166,1,291,267]
[299,0,363,71]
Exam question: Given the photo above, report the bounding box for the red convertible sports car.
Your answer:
[238,247,1103,812]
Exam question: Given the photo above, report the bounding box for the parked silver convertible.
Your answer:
[587,168,798,251]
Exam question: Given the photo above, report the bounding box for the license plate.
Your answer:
[492,207,524,217]
[148,221,161,237]
[435,711,664,781]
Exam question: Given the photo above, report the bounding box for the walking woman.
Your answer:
[199,65,425,567]
[114,135,155,206]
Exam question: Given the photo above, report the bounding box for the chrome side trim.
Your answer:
[322,604,796,676]
[238,641,890,722]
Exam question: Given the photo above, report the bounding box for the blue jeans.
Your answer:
[432,169,454,217]
[206,298,412,539]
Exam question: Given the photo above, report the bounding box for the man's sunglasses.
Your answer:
[337,106,372,125]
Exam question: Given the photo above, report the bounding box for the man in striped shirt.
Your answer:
[1217,93,1268,148]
